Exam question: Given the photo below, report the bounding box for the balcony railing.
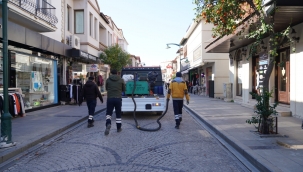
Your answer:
[9,0,58,26]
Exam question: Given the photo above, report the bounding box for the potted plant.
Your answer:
[246,90,278,134]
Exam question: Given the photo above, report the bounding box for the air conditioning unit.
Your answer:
[69,35,80,49]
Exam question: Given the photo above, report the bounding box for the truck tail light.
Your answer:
[152,103,161,106]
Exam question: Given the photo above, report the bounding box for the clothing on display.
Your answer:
[66,66,73,84]
[0,92,26,117]
[68,84,82,104]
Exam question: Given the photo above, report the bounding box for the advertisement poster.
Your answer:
[86,64,99,72]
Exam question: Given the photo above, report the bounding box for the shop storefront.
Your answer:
[59,49,100,103]
[0,45,58,111]
[0,19,73,112]
[68,49,99,81]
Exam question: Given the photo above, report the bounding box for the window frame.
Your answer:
[67,5,71,32]
[94,17,97,39]
[74,10,84,34]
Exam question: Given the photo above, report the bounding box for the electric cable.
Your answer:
[131,72,169,131]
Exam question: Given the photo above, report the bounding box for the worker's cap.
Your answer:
[176,72,182,77]
[111,69,117,74]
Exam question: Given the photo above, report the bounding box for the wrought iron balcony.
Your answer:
[8,0,58,26]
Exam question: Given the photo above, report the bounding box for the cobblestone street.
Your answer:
[4,101,248,172]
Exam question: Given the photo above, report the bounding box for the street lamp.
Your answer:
[166,43,184,72]
[0,0,16,148]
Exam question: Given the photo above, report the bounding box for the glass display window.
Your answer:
[0,49,3,87]
[15,53,56,109]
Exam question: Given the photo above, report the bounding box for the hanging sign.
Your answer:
[86,64,99,72]
[258,53,269,90]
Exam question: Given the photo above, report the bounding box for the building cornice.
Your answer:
[80,42,100,51]
[88,0,100,15]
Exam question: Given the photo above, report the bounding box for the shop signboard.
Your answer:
[80,51,89,59]
[88,54,96,61]
[86,64,99,72]
[258,52,269,90]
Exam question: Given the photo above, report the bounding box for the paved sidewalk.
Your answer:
[0,97,107,165]
[185,94,303,172]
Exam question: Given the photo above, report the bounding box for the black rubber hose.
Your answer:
[131,72,169,131]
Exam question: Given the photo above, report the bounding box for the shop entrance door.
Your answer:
[278,51,290,104]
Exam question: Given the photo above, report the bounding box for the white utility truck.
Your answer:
[121,67,166,115]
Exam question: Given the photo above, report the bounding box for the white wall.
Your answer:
[290,22,303,119]
[41,0,62,41]
[186,22,202,67]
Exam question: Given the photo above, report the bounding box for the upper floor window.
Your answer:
[89,13,93,36]
[94,18,97,39]
[67,6,71,31]
[108,32,112,46]
[75,10,84,34]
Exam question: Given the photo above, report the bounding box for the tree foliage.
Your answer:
[193,0,294,92]
[194,0,262,38]
[99,44,131,72]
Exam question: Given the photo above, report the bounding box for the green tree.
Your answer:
[99,44,131,72]
[193,0,293,92]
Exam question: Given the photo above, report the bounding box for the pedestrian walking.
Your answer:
[79,76,103,128]
[166,79,171,90]
[104,69,126,135]
[166,72,190,129]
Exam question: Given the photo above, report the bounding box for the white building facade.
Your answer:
[205,1,303,118]
[180,20,229,98]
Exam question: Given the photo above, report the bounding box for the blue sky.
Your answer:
[98,0,196,66]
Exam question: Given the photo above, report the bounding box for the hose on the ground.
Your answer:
[131,72,169,131]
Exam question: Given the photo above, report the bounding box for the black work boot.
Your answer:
[87,123,94,128]
[175,119,180,129]
[117,123,122,132]
[87,117,94,128]
[104,123,111,135]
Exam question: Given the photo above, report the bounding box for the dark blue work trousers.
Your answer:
[106,98,122,129]
[173,100,183,126]
[86,99,97,115]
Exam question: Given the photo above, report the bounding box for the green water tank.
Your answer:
[125,81,149,95]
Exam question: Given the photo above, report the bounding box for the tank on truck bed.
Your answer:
[121,67,166,114]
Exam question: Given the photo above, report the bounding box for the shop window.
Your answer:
[0,50,2,87]
[15,53,56,109]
